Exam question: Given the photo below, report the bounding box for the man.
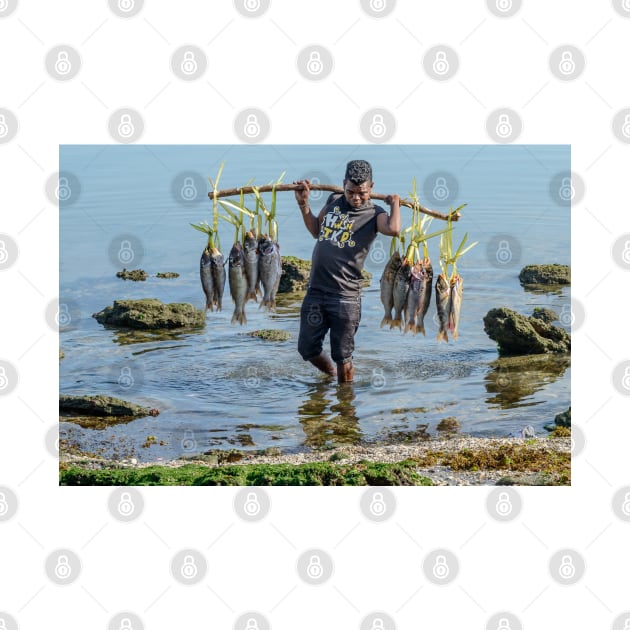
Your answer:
[295,159,401,383]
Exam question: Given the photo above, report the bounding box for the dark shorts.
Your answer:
[298,290,362,364]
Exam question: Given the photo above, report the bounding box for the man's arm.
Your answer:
[294,179,323,239]
[376,194,401,236]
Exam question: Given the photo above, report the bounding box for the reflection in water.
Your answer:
[485,353,570,409]
[110,327,202,346]
[298,381,361,448]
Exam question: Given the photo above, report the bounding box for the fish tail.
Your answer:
[246,290,258,303]
[404,322,416,335]
[380,315,392,328]
[418,323,426,336]
[205,300,213,312]
[452,329,459,340]
[437,330,449,343]
[390,319,402,331]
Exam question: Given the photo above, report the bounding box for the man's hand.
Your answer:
[384,194,400,207]
[294,179,311,211]
[377,193,401,237]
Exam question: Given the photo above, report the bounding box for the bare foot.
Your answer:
[309,353,337,377]
[337,361,354,384]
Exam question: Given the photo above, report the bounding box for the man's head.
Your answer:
[343,160,373,208]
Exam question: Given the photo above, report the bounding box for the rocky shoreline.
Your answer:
[60,434,571,486]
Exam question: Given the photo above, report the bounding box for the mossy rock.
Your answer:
[156,272,180,278]
[116,268,147,281]
[278,256,371,293]
[544,406,571,432]
[519,264,570,286]
[483,307,570,355]
[436,417,461,433]
[93,298,205,330]
[60,394,157,418]
[247,329,291,342]
[531,307,558,324]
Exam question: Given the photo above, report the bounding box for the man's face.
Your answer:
[343,179,373,209]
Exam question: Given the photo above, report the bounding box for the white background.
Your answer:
[0,1,629,628]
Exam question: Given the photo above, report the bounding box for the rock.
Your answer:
[247,329,291,342]
[554,407,571,427]
[436,417,460,433]
[519,264,570,286]
[93,298,205,330]
[278,255,371,293]
[59,394,158,418]
[483,307,570,355]
[156,272,179,278]
[531,307,558,324]
[116,268,147,281]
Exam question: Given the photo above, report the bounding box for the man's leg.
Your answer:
[329,296,361,384]
[298,293,335,376]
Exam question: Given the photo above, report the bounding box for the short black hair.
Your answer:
[345,160,372,185]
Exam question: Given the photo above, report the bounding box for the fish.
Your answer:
[258,236,282,311]
[435,272,450,342]
[390,259,411,331]
[379,251,402,328]
[243,230,260,303]
[200,248,214,311]
[404,261,424,335]
[415,258,433,336]
[228,241,248,325]
[448,274,464,339]
[209,248,226,311]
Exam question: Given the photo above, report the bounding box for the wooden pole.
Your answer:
[207,183,460,221]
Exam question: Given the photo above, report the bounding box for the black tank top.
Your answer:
[308,193,387,297]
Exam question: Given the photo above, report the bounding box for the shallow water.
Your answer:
[59,145,570,461]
